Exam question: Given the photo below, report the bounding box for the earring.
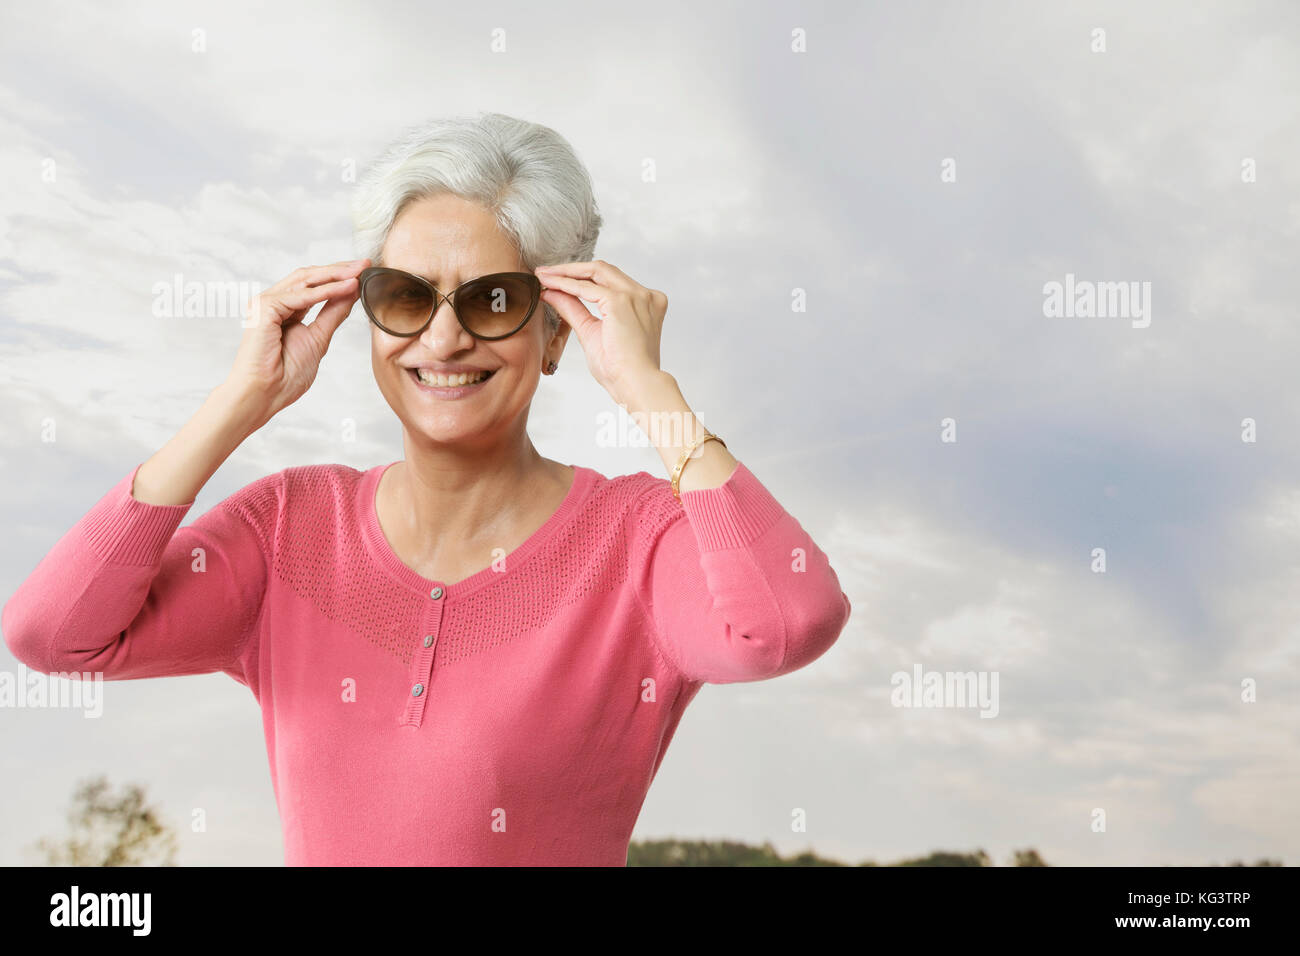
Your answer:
[544,360,558,375]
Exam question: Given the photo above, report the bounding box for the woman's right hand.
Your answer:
[225,258,370,426]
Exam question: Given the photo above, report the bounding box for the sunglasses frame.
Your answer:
[358,266,543,341]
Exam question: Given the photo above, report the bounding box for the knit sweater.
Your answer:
[2,457,851,866]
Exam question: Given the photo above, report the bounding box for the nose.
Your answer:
[419,293,475,355]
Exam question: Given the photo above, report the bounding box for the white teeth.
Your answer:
[415,369,490,387]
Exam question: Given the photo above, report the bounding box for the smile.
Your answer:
[407,367,496,396]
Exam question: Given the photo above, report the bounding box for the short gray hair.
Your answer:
[351,112,602,336]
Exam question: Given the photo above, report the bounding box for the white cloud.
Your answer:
[2,0,1298,867]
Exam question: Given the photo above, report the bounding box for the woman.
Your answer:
[2,112,851,866]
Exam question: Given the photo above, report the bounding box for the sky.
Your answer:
[1,0,1298,866]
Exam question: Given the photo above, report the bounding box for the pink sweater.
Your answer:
[2,458,851,866]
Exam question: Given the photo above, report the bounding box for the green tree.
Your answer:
[1011,848,1049,866]
[31,774,178,866]
[1222,859,1282,867]
[628,840,1028,866]
[893,849,992,867]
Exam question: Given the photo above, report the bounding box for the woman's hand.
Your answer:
[535,260,667,406]
[225,258,369,426]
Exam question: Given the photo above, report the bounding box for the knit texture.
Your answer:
[2,458,852,866]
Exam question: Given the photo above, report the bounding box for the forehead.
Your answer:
[382,194,522,277]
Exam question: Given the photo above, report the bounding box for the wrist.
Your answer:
[614,367,677,412]
[210,381,271,438]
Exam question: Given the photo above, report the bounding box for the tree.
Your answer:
[1011,848,1049,866]
[893,849,993,867]
[1222,859,1282,867]
[628,840,1027,866]
[31,774,178,866]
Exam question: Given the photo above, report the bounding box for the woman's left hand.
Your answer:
[535,260,667,406]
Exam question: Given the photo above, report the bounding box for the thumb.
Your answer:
[306,289,358,354]
[543,289,598,344]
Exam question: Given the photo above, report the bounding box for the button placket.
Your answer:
[400,584,445,727]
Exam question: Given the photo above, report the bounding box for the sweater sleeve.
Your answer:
[1,463,280,687]
[629,460,851,684]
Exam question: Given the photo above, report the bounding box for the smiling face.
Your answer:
[370,192,570,450]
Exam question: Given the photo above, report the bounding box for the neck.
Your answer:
[388,426,558,550]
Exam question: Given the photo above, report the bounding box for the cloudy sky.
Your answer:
[1,0,1297,866]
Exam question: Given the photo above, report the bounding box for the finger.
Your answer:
[541,288,600,341]
[273,276,360,316]
[536,271,605,303]
[538,260,637,293]
[267,259,370,294]
[301,258,370,289]
[305,288,360,353]
[247,277,357,331]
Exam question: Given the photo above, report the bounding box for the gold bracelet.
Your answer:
[671,432,727,499]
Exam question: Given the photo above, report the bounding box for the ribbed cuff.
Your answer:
[678,462,788,552]
[81,463,196,566]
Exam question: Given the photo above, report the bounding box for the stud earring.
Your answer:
[544,360,558,375]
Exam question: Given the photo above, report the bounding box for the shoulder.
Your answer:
[279,461,366,497]
[216,462,366,528]
[579,466,685,543]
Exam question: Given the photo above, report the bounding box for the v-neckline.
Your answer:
[358,460,594,600]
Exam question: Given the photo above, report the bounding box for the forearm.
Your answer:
[1,464,275,680]
[619,370,739,494]
[631,456,852,684]
[130,383,267,506]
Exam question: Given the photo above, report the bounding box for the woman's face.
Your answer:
[370,193,569,450]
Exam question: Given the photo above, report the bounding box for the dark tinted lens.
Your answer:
[365,272,434,334]
[455,275,536,337]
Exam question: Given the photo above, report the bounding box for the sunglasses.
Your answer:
[358,266,543,340]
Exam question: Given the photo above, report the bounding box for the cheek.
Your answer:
[502,328,546,365]
[371,333,401,364]
[371,341,405,393]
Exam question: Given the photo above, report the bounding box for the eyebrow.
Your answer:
[375,262,510,286]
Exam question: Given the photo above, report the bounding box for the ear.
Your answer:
[544,308,573,359]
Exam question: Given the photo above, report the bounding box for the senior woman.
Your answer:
[2,112,851,866]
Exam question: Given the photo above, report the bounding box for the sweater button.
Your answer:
[430,586,443,599]
[423,634,434,648]
[412,683,424,697]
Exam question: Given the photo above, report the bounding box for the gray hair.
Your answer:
[350,112,602,336]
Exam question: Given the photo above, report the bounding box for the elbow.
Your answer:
[778,588,851,674]
[1,596,52,674]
